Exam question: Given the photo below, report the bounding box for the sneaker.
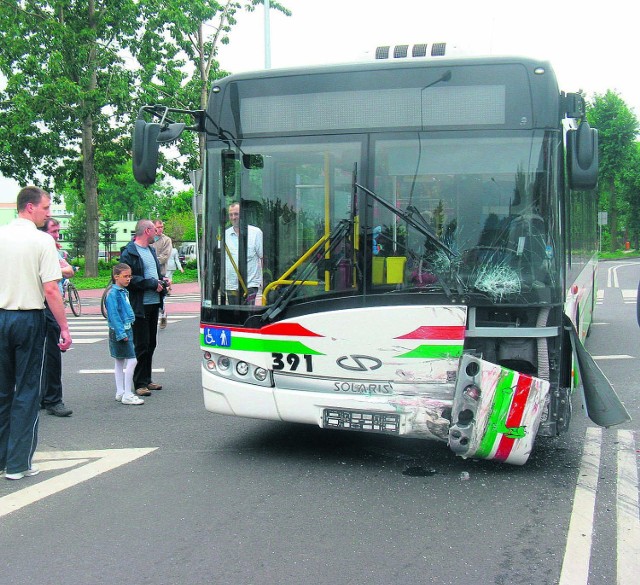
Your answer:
[115,394,123,402]
[147,382,162,391]
[5,465,40,480]
[46,402,73,417]
[135,387,151,396]
[159,316,167,329]
[121,395,144,405]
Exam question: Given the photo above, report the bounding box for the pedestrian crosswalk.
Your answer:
[68,314,198,344]
[596,289,637,305]
[165,292,200,302]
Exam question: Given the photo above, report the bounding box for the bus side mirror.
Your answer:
[567,121,598,191]
[132,119,186,186]
[132,119,161,185]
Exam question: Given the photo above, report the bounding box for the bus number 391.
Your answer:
[272,353,313,372]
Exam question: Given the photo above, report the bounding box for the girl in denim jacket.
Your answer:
[105,263,143,405]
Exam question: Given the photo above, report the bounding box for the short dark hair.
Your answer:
[39,217,61,232]
[17,186,49,212]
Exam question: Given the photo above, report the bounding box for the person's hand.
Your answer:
[122,336,128,342]
[58,329,72,352]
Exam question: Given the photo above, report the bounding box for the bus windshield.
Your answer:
[202,130,561,319]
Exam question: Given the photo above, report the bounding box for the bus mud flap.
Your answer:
[564,315,631,428]
[448,355,550,465]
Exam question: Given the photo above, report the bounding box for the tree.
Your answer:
[0,1,163,276]
[64,205,87,259]
[587,91,639,251]
[619,142,640,249]
[136,0,291,178]
[99,217,117,258]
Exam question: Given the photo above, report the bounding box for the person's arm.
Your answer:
[60,258,75,278]
[43,280,72,351]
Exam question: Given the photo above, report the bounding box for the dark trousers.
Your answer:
[132,303,159,389]
[0,309,46,474]
[41,308,63,407]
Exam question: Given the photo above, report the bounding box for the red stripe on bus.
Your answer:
[494,374,532,462]
[201,322,322,337]
[395,326,466,340]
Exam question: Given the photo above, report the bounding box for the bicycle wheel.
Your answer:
[68,283,82,317]
[100,283,112,319]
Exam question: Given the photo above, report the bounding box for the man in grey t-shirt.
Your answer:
[119,219,168,396]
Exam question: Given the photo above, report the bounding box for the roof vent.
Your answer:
[431,43,446,56]
[412,44,428,57]
[393,45,409,58]
[374,43,448,60]
[375,46,390,60]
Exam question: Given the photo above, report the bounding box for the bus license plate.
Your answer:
[323,409,400,434]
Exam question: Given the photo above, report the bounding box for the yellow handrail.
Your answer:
[261,233,330,303]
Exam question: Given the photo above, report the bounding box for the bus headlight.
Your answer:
[218,356,231,371]
[236,361,249,376]
[254,367,268,382]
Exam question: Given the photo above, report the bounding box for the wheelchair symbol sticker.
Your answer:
[204,327,231,347]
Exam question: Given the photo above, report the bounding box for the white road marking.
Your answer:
[559,427,601,585]
[616,430,640,585]
[79,368,166,374]
[592,355,634,360]
[0,448,157,518]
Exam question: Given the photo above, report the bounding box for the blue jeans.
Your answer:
[0,309,46,474]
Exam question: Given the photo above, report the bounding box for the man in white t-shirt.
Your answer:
[0,186,72,480]
[224,202,263,305]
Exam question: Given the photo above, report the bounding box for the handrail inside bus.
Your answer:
[261,220,352,321]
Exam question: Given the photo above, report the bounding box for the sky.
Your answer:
[1,0,637,203]
[217,0,638,113]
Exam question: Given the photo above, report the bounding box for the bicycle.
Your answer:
[100,283,112,319]
[62,278,82,317]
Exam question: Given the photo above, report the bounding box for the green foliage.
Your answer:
[0,1,287,274]
[64,205,87,257]
[587,91,639,252]
[587,91,639,182]
[71,266,198,290]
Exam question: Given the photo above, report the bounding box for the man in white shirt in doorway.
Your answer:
[224,201,263,305]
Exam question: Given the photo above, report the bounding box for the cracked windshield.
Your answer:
[213,132,559,308]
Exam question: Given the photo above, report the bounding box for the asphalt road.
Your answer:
[0,264,638,585]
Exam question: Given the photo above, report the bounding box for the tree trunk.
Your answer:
[82,113,99,277]
[83,2,99,277]
[608,177,618,253]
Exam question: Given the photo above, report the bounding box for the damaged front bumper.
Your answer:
[448,354,550,465]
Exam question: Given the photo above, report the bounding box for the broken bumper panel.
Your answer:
[448,355,550,465]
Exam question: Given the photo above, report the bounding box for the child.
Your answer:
[105,263,144,405]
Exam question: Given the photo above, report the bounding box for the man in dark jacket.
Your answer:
[119,219,168,396]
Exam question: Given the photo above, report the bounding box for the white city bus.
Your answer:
[133,44,629,464]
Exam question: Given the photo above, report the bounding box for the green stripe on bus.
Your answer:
[475,370,516,459]
[396,345,464,359]
[200,334,323,355]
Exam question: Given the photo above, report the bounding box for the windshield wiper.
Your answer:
[355,182,457,258]
[354,181,466,297]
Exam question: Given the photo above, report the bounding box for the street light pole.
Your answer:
[264,0,271,69]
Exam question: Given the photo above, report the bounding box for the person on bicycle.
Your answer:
[38,218,74,417]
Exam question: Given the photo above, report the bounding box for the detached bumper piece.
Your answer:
[448,355,550,465]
